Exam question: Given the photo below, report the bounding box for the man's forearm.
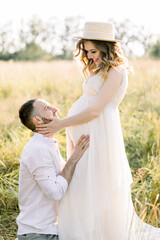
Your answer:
[59,157,78,184]
[59,134,89,184]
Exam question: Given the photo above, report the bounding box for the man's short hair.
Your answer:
[19,98,38,131]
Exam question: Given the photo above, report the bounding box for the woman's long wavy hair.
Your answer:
[74,39,128,80]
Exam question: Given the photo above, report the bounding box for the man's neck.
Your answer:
[34,131,55,139]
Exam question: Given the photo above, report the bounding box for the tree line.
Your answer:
[0,16,159,61]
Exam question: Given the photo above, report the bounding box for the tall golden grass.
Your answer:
[0,59,160,239]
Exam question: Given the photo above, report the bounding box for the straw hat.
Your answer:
[74,22,120,42]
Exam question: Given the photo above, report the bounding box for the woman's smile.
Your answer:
[93,58,99,63]
[84,41,102,67]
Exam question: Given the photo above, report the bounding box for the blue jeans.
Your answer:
[18,234,59,240]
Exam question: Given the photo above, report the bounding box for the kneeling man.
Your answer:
[16,98,89,240]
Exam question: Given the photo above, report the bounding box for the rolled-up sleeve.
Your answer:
[33,167,68,201]
[26,147,68,201]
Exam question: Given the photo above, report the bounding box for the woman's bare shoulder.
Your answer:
[109,65,124,75]
[107,66,124,84]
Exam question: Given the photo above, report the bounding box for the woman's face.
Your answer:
[84,41,102,67]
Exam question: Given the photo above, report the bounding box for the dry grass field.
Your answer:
[0,59,160,239]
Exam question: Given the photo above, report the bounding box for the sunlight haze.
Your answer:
[0,0,159,35]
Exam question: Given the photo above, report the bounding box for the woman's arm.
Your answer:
[63,67,123,125]
[36,67,124,135]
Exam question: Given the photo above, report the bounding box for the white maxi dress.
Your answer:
[58,69,160,240]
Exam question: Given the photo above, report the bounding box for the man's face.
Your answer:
[33,99,58,123]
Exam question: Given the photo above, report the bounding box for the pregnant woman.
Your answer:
[36,22,160,240]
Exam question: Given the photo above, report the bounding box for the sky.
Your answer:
[0,0,159,35]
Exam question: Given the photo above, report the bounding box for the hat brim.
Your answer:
[73,36,121,42]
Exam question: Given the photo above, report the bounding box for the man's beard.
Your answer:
[41,117,52,124]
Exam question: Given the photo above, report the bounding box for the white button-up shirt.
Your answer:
[16,133,68,235]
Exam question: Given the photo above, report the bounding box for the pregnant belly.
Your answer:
[68,94,96,117]
[67,95,95,144]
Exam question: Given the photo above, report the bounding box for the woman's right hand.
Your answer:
[36,117,64,136]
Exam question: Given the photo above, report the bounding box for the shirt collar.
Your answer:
[33,132,58,145]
